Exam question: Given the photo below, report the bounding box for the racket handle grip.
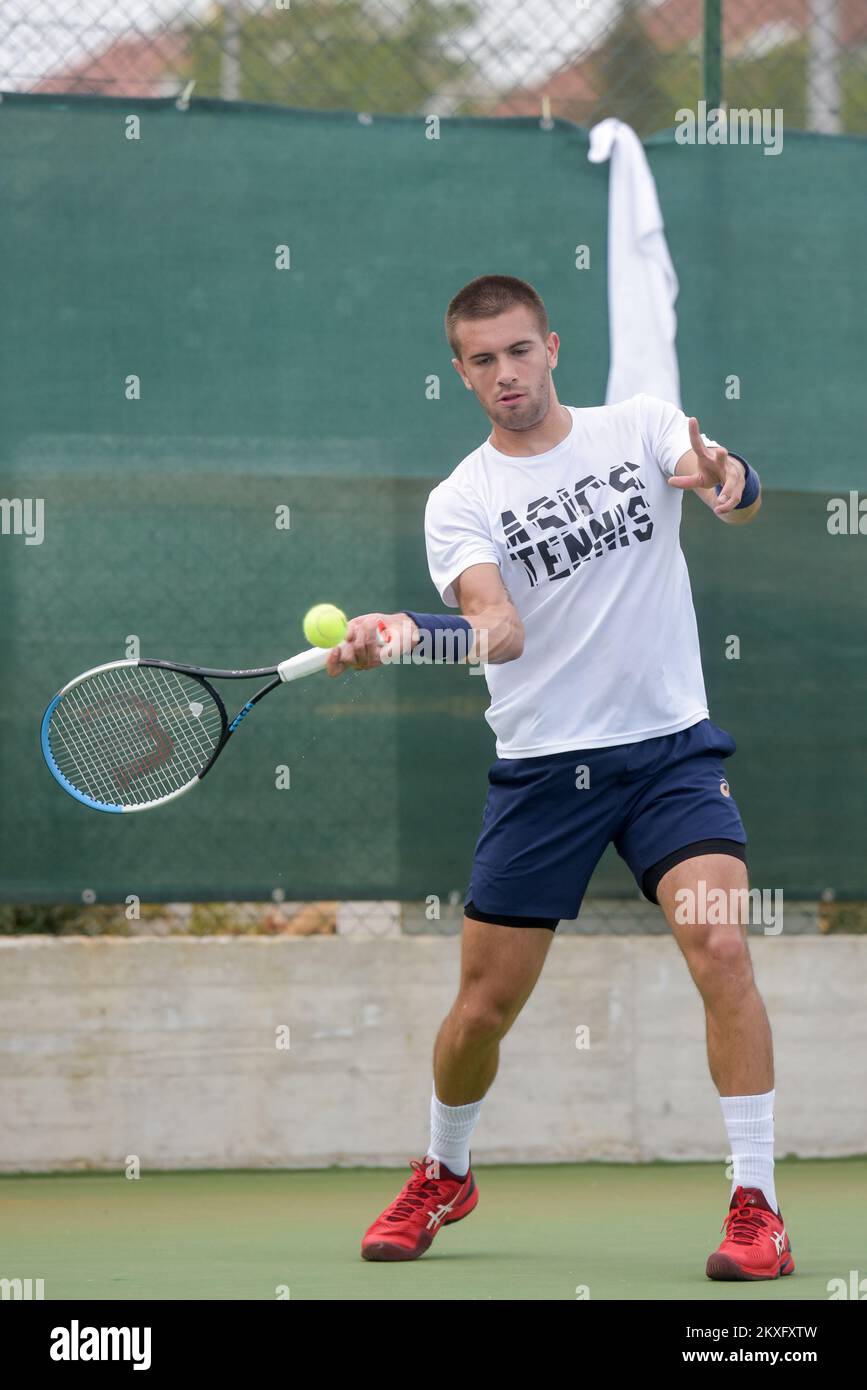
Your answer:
[277,647,331,683]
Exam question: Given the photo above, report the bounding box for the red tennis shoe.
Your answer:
[706,1185,795,1280]
[361,1155,478,1262]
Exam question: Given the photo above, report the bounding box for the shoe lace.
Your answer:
[385,1159,446,1223]
[721,1198,768,1244]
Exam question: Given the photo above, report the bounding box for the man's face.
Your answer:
[452,306,559,431]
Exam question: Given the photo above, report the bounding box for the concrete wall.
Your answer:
[0,935,864,1171]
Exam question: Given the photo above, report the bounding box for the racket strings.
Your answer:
[51,670,192,805]
[50,666,219,805]
[50,670,204,806]
[51,671,182,806]
[47,665,224,807]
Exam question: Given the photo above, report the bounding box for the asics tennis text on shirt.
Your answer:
[423,393,719,757]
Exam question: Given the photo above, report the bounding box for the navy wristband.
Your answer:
[717,452,760,509]
[403,610,473,662]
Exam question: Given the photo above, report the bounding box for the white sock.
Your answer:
[429,1083,482,1179]
[719,1089,778,1213]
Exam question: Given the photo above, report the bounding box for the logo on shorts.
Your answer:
[720,780,731,797]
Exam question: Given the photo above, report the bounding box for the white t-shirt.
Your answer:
[423,393,717,758]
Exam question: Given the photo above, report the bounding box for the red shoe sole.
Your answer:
[361,1233,434,1262]
[706,1251,795,1281]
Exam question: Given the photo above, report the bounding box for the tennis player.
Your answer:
[326,275,793,1282]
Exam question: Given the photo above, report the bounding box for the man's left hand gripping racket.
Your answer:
[40,647,334,813]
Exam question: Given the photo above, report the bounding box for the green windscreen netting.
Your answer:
[1,95,865,902]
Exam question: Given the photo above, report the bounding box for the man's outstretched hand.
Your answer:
[668,416,746,516]
[325,612,418,677]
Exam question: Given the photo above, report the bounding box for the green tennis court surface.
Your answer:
[2,1159,862,1300]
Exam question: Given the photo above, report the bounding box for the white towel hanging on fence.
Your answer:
[588,118,681,407]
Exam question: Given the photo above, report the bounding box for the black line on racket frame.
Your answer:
[137,660,282,782]
[139,658,280,680]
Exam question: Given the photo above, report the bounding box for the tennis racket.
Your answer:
[40,646,335,813]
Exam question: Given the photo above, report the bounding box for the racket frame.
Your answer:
[41,647,330,813]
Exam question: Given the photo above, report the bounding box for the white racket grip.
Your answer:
[277,646,331,683]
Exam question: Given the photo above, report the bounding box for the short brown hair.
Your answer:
[445,274,549,360]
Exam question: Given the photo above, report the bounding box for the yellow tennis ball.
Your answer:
[303,603,348,648]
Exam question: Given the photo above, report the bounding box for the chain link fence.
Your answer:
[3,2,861,934]
[2,0,865,135]
[1,898,843,935]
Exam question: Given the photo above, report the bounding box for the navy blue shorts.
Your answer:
[464,718,747,930]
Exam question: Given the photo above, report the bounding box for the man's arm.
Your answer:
[673,450,763,526]
[451,562,524,663]
[325,563,523,676]
[669,417,762,526]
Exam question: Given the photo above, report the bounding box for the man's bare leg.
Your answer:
[433,917,554,1106]
[656,852,778,1218]
[655,853,773,1095]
